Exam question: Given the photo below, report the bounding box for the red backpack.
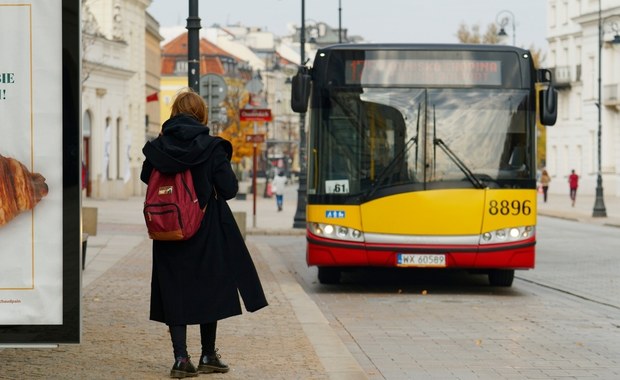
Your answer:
[143,168,206,241]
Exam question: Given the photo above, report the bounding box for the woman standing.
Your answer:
[141,89,268,378]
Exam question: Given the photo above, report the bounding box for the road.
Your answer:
[255,215,620,379]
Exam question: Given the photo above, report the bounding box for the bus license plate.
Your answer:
[397,254,446,267]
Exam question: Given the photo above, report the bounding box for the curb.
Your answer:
[538,210,620,228]
[246,228,306,236]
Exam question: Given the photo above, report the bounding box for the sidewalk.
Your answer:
[0,180,365,379]
[1,181,619,379]
[537,191,620,227]
[227,179,306,232]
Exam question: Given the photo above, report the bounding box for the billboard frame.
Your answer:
[0,0,81,345]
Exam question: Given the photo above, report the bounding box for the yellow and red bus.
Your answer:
[291,44,557,286]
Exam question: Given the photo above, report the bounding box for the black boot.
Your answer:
[170,356,198,378]
[197,349,230,373]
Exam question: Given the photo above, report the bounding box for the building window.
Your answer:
[590,130,595,173]
[589,55,595,100]
[117,117,122,180]
[576,144,583,176]
[561,1,569,25]
[175,60,188,75]
[104,117,112,180]
[563,47,569,65]
[551,145,558,175]
[560,92,569,120]
[563,144,570,176]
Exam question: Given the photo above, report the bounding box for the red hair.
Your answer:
[170,88,208,125]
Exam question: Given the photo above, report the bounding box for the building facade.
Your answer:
[158,31,253,126]
[145,12,163,140]
[546,0,620,196]
[81,0,153,199]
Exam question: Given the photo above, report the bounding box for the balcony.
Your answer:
[603,83,619,108]
[550,66,572,89]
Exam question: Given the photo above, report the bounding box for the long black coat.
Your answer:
[140,114,268,325]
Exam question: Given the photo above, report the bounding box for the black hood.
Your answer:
[142,114,232,173]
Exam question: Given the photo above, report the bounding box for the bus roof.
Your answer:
[316,43,530,55]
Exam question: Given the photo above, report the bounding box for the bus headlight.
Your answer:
[308,222,364,242]
[479,226,535,245]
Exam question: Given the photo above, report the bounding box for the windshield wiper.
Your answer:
[364,104,421,200]
[433,138,485,189]
[431,105,484,189]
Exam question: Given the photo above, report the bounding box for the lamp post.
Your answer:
[593,1,607,217]
[496,10,516,46]
[187,0,201,92]
[293,0,308,228]
[338,0,342,43]
[592,2,620,217]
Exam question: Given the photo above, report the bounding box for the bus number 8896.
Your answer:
[488,199,531,216]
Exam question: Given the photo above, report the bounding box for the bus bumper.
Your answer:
[306,234,535,270]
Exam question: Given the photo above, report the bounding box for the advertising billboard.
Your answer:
[0,0,81,344]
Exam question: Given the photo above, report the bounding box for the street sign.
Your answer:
[245,77,264,95]
[200,74,228,122]
[245,134,265,143]
[240,108,272,121]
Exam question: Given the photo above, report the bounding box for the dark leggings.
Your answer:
[169,321,217,359]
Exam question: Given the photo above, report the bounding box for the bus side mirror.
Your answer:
[539,88,557,126]
[291,66,311,113]
[537,69,558,126]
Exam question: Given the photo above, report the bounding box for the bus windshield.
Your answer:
[309,86,533,197]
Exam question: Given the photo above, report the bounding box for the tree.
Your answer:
[218,79,265,167]
[456,23,501,44]
[456,23,548,169]
[81,1,103,86]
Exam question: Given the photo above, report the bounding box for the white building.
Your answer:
[546,0,620,196]
[82,0,152,199]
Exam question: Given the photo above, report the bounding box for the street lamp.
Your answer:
[593,2,620,217]
[293,0,308,228]
[496,10,516,46]
[186,0,201,92]
[338,0,342,43]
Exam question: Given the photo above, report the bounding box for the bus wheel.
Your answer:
[318,267,341,284]
[488,269,514,287]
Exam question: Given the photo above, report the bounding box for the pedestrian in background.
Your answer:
[568,169,579,207]
[540,169,551,203]
[271,170,287,211]
[140,89,268,379]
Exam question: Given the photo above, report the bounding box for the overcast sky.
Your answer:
[147,0,548,50]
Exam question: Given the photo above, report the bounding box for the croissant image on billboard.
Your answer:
[0,154,48,226]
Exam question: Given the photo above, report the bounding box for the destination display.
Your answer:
[346,59,503,86]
